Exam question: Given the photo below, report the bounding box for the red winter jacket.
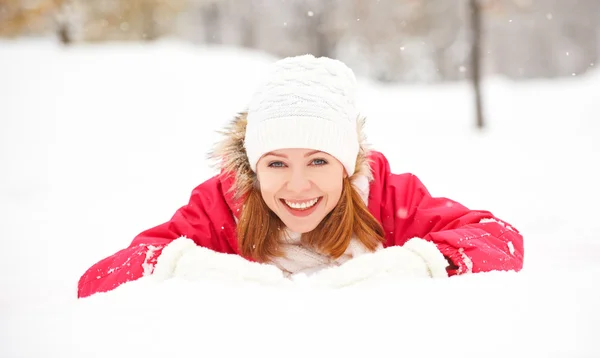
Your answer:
[77,151,524,298]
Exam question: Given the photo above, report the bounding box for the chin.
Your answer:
[282,219,321,234]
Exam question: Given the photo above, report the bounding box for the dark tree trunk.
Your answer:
[203,3,221,44]
[469,0,484,129]
[57,22,71,44]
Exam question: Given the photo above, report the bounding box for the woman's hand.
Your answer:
[297,238,449,288]
[152,237,288,286]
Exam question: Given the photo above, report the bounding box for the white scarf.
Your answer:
[268,231,381,276]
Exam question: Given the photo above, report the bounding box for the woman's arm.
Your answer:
[77,175,239,298]
[368,151,524,276]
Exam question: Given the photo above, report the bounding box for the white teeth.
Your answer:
[284,198,319,210]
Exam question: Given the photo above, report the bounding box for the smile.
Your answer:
[283,197,320,210]
[280,197,323,217]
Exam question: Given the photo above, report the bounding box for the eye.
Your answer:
[311,158,328,166]
[267,161,286,168]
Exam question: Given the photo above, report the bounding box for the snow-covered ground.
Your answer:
[1,39,599,357]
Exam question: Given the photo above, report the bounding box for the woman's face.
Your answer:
[256,148,346,233]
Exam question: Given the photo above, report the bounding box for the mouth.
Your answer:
[280,197,323,217]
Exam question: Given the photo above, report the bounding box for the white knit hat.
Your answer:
[244,54,360,176]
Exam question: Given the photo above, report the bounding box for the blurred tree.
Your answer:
[470,0,484,128]
[485,0,599,79]
[73,0,184,42]
[333,0,469,83]
[1,0,59,37]
[54,0,81,44]
[200,1,220,43]
[180,0,598,82]
[1,0,598,83]
[0,0,80,44]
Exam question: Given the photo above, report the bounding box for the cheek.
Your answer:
[313,172,344,200]
[258,184,278,213]
[329,181,344,204]
[257,174,282,200]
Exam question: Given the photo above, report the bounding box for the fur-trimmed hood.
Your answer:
[207,112,375,205]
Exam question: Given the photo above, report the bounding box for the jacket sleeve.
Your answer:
[368,151,524,276]
[77,175,239,298]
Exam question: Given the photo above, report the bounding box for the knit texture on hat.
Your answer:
[244,54,360,176]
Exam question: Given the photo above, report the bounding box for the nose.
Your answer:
[286,167,311,193]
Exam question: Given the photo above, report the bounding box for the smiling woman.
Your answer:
[77,54,524,298]
[239,147,385,271]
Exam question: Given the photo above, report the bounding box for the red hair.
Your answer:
[237,176,385,262]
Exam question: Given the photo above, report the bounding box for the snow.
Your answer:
[457,248,473,274]
[142,245,160,276]
[507,241,516,256]
[480,217,516,232]
[1,38,600,357]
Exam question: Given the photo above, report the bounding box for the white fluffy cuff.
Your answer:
[152,237,288,286]
[402,237,450,279]
[299,238,448,288]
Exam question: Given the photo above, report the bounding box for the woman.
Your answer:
[77,55,524,298]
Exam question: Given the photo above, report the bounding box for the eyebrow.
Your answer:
[264,150,322,158]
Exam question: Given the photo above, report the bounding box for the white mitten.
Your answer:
[302,238,449,288]
[152,237,288,286]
